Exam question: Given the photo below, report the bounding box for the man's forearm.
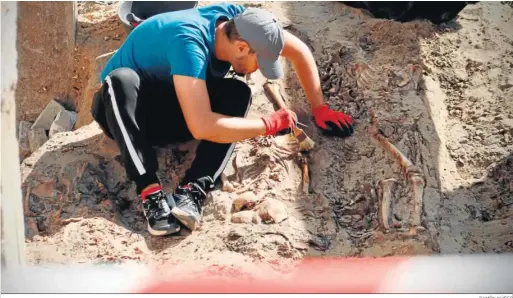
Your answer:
[282,31,325,110]
[290,48,325,110]
[198,112,266,143]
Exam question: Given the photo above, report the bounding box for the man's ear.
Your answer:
[236,40,251,54]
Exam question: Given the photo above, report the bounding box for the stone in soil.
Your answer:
[257,198,288,224]
[28,128,49,153]
[233,191,260,212]
[231,210,261,224]
[203,194,232,221]
[49,110,77,137]
[31,100,66,131]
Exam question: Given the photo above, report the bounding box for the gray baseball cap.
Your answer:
[234,7,285,80]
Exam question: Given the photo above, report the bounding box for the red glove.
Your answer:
[313,104,355,138]
[261,108,297,136]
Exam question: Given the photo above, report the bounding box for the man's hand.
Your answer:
[313,104,355,138]
[280,31,354,138]
[261,108,298,136]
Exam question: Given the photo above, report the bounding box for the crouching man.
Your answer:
[91,3,355,236]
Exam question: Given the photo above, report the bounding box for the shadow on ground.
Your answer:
[438,152,513,253]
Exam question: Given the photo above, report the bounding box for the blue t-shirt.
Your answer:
[100,3,246,82]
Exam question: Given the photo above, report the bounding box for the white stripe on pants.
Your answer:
[105,76,146,175]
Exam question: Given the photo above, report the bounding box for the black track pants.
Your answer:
[91,67,252,193]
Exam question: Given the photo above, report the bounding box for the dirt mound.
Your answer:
[362,19,436,66]
[21,122,333,265]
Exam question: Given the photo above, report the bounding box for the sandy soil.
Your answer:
[21,1,513,273]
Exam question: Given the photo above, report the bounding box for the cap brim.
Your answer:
[257,55,284,80]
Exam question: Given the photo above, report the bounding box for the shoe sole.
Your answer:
[143,207,180,236]
[147,223,181,236]
[171,207,199,231]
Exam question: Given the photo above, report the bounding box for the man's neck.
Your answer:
[214,20,231,62]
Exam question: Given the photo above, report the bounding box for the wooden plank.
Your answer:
[1,1,26,267]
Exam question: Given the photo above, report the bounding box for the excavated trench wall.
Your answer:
[15,1,77,122]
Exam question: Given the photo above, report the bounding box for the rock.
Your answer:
[18,120,32,159]
[203,195,232,221]
[231,210,260,224]
[257,198,288,224]
[233,192,260,212]
[31,100,66,130]
[20,123,147,234]
[253,212,262,224]
[49,109,77,137]
[28,128,48,152]
[220,173,235,192]
[222,180,235,192]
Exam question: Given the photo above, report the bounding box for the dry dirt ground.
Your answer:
[21,1,513,274]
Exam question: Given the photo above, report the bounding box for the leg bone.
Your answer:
[369,109,426,232]
[378,178,397,231]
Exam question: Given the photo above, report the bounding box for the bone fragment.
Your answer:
[378,178,397,231]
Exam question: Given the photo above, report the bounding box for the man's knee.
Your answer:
[103,67,141,108]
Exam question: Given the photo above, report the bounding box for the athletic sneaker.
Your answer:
[141,189,181,236]
[171,176,214,231]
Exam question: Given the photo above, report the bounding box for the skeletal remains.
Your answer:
[377,178,397,231]
[297,153,310,194]
[368,109,426,234]
[220,74,425,235]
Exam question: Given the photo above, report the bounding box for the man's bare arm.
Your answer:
[173,75,266,143]
[280,30,325,110]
